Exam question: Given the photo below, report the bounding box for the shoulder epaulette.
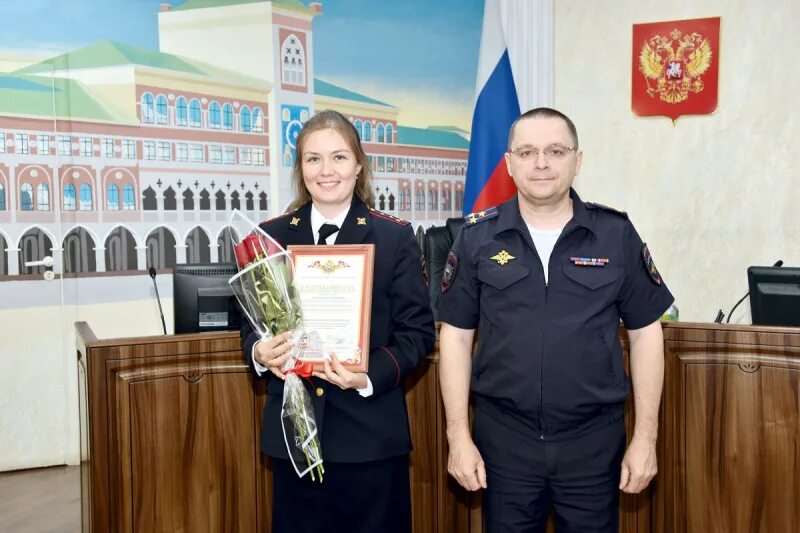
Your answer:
[259,211,294,225]
[585,202,628,219]
[464,206,499,226]
[369,208,410,226]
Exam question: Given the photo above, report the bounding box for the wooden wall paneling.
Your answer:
[406,362,439,532]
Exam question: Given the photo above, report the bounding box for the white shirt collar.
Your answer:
[310,203,350,244]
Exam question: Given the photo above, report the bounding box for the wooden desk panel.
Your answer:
[663,323,800,533]
[77,322,800,532]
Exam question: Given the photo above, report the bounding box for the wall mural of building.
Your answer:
[0,0,480,471]
[0,0,473,287]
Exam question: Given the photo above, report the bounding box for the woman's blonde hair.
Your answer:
[288,109,374,211]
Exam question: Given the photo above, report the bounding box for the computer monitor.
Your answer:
[747,266,800,327]
[173,263,242,334]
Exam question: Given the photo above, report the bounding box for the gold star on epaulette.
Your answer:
[290,217,300,226]
[464,206,499,225]
[357,217,366,225]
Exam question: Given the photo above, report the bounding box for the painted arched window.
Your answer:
[222,103,233,130]
[363,122,372,142]
[37,183,50,211]
[240,106,252,132]
[415,184,425,211]
[353,120,363,140]
[142,187,157,210]
[252,107,263,133]
[163,187,176,211]
[0,182,5,211]
[155,94,168,125]
[122,184,135,210]
[141,92,154,123]
[455,188,464,212]
[63,227,97,274]
[377,124,385,143]
[281,34,306,86]
[79,184,93,211]
[175,96,188,126]
[199,189,210,210]
[209,102,221,129]
[183,188,194,210]
[385,124,393,144]
[398,187,410,212]
[64,184,76,210]
[189,98,202,127]
[107,184,119,211]
[20,183,33,211]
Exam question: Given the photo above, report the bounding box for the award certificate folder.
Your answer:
[288,244,374,372]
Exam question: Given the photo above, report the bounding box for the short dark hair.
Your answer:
[507,107,579,149]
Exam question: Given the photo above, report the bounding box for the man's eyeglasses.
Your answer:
[508,144,577,161]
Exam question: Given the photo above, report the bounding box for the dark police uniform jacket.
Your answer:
[439,189,674,441]
[241,196,435,462]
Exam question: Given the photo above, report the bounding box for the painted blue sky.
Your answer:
[0,0,484,128]
[313,0,483,97]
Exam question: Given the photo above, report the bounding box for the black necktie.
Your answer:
[317,223,339,245]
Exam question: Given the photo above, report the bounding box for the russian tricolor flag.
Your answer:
[463,0,521,214]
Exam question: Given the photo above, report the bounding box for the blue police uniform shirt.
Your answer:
[438,188,674,440]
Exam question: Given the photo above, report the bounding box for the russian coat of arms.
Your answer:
[632,17,720,121]
[639,29,712,104]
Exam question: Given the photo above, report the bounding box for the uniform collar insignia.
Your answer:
[491,250,516,266]
[290,217,300,226]
[357,217,367,225]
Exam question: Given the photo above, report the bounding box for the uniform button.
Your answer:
[315,387,324,397]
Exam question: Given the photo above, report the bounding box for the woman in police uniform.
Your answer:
[240,110,434,533]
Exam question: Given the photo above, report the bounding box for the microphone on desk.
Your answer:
[149,266,168,335]
[724,259,783,323]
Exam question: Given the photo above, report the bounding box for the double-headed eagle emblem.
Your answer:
[638,29,712,104]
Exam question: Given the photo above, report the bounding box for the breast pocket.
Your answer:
[562,264,622,291]
[477,264,531,325]
[478,264,530,290]
[560,264,623,315]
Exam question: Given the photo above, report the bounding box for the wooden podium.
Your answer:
[76,322,800,532]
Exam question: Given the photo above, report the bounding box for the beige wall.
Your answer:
[554,0,800,322]
[0,299,171,470]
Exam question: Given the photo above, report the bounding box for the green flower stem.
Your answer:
[247,252,323,481]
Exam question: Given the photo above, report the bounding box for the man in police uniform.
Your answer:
[438,108,674,532]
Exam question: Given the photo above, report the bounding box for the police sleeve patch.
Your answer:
[441,251,458,293]
[642,243,661,285]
